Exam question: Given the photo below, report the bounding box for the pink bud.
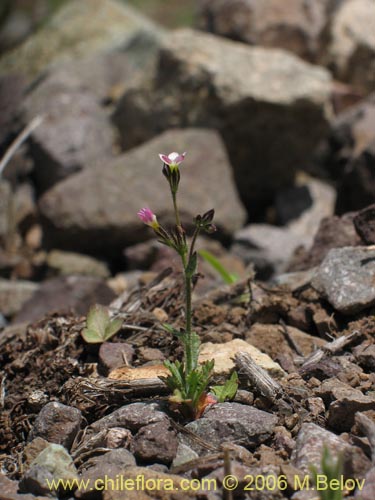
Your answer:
[137,208,159,229]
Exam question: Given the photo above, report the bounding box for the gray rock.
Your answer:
[13,276,116,324]
[181,402,278,454]
[20,443,78,497]
[30,402,82,450]
[0,0,164,80]
[198,0,329,61]
[76,449,136,500]
[320,0,375,94]
[39,128,246,254]
[354,343,375,371]
[22,72,115,192]
[98,342,135,374]
[90,402,168,433]
[112,28,332,216]
[312,246,375,314]
[292,423,370,478]
[0,279,39,317]
[132,419,178,465]
[46,250,110,278]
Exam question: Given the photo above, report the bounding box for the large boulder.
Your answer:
[39,128,246,255]
[113,28,332,216]
[22,70,116,192]
[197,0,330,61]
[0,0,164,81]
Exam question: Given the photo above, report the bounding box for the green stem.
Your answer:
[172,190,180,227]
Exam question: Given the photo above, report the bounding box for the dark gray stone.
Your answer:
[30,402,82,450]
[182,402,278,453]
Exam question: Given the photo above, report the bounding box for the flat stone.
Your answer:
[13,276,116,324]
[0,279,39,317]
[132,420,178,465]
[292,423,370,477]
[30,402,82,450]
[113,28,331,216]
[46,250,110,278]
[199,338,285,379]
[182,402,278,454]
[39,128,246,254]
[312,246,375,314]
[90,402,168,433]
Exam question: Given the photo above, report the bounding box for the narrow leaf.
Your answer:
[198,249,238,284]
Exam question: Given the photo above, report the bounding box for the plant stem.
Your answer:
[172,191,180,227]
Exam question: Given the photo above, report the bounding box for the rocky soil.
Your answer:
[0,1,375,499]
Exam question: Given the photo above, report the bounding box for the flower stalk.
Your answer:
[137,151,238,419]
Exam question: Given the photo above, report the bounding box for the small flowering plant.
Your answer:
[138,151,238,419]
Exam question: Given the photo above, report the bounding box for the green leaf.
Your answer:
[211,371,238,402]
[185,251,198,278]
[81,305,122,343]
[104,318,123,341]
[86,305,110,338]
[198,249,238,284]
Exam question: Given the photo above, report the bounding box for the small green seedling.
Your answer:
[81,305,122,344]
[310,446,344,500]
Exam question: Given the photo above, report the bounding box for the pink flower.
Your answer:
[159,152,186,168]
[137,208,159,229]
